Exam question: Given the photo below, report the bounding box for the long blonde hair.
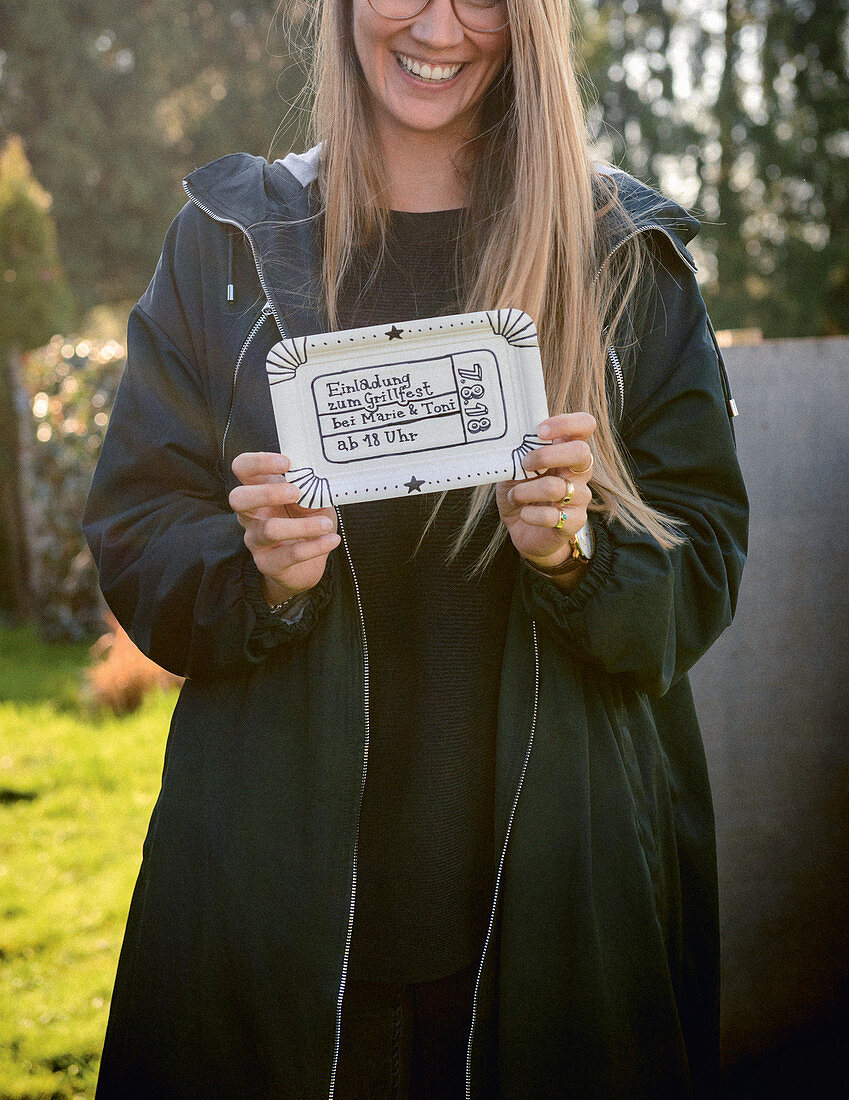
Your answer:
[305,0,681,564]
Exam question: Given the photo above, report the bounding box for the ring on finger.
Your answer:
[570,454,594,475]
[559,480,575,507]
[554,509,569,530]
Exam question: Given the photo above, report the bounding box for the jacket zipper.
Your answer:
[182,182,367,1100]
[220,303,274,471]
[465,620,540,1099]
[607,344,625,423]
[600,224,738,421]
[600,224,694,428]
[598,227,684,427]
[181,181,290,342]
[599,222,698,277]
[327,509,370,1100]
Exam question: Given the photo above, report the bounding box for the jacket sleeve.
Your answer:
[82,213,335,679]
[520,244,749,696]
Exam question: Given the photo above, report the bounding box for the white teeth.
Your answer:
[397,54,462,82]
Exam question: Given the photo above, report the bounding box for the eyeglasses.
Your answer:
[366,0,509,35]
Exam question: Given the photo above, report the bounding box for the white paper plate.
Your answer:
[265,308,550,506]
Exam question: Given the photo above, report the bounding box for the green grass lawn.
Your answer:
[0,626,176,1099]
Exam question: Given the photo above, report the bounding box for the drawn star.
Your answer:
[405,475,425,493]
[386,325,404,340]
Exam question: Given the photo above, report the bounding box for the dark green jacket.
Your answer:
[83,151,748,1098]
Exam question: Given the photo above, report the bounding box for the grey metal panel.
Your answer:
[689,337,849,1062]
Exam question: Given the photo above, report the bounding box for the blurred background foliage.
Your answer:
[22,332,126,641]
[0,0,310,313]
[0,0,845,337]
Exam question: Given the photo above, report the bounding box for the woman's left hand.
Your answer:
[496,412,596,569]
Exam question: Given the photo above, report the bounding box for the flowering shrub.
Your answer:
[22,333,126,640]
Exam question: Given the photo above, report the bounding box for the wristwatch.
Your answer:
[525,521,595,578]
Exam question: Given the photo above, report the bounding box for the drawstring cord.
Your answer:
[227,227,235,303]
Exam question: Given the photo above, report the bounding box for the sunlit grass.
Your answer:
[0,626,174,1099]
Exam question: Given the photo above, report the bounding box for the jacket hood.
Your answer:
[183,146,701,264]
[183,149,319,228]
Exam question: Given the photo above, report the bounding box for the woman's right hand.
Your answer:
[229,452,340,606]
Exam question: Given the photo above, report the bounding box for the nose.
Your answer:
[409,0,466,50]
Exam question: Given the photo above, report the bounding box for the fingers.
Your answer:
[523,439,594,477]
[245,513,340,581]
[247,513,336,549]
[248,528,341,565]
[516,504,570,529]
[230,452,339,598]
[537,412,596,442]
[507,475,591,531]
[231,451,290,485]
[527,413,596,477]
[509,474,586,510]
[229,480,302,517]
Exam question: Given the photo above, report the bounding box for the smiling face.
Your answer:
[351,0,511,148]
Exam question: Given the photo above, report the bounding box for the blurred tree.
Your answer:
[581,0,708,193]
[711,0,751,334]
[0,135,72,623]
[581,0,849,337]
[746,0,849,336]
[0,1,307,317]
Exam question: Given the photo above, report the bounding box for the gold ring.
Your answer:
[555,509,568,530]
[571,454,594,475]
[559,480,575,507]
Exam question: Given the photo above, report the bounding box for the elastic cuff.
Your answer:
[520,519,615,626]
[241,554,335,650]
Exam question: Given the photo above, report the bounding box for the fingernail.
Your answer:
[319,517,333,532]
[538,423,552,439]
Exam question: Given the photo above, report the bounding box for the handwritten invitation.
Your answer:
[265,309,549,505]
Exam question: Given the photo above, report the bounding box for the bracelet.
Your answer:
[524,522,595,577]
[266,593,301,615]
[524,552,586,578]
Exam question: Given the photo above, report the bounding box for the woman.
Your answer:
[83,0,748,1096]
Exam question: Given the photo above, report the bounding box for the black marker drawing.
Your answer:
[264,310,549,505]
[486,308,540,348]
[287,467,333,508]
[311,349,506,465]
[511,434,550,480]
[266,336,309,383]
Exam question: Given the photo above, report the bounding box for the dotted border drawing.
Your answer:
[264,309,550,505]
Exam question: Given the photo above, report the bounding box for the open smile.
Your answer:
[395,52,465,84]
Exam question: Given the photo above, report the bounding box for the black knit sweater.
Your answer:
[338,210,516,982]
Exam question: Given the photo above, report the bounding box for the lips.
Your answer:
[396,52,464,83]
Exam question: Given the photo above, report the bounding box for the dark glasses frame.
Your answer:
[365,0,510,35]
